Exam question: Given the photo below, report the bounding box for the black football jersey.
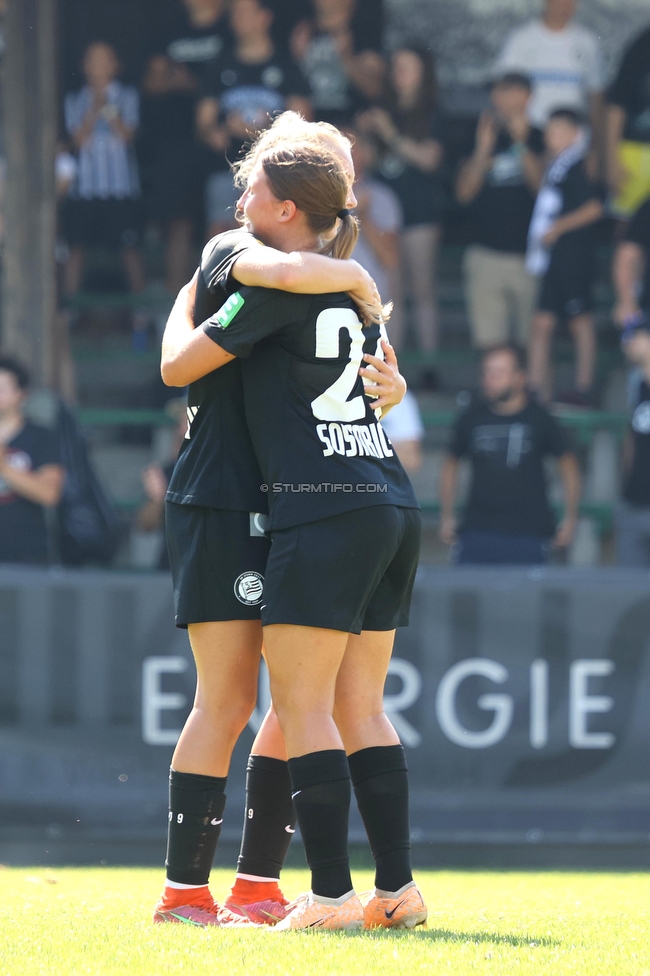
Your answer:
[166,229,268,513]
[203,287,419,530]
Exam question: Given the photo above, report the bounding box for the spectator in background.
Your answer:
[616,321,650,566]
[439,344,580,565]
[197,0,312,237]
[137,399,187,570]
[159,0,232,89]
[0,357,64,565]
[291,0,384,127]
[63,43,147,341]
[138,54,201,296]
[612,196,650,329]
[380,390,424,474]
[606,26,650,219]
[345,125,402,339]
[494,0,604,167]
[457,73,544,350]
[357,46,445,358]
[527,109,604,405]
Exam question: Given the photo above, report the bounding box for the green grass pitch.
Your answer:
[1,867,649,975]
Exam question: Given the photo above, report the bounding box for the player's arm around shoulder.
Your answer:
[231,247,380,311]
[161,272,236,387]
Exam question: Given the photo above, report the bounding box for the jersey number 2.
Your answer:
[311,308,367,422]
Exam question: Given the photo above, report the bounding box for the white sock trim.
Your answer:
[165,880,210,890]
[312,889,356,907]
[235,873,280,884]
[375,880,416,899]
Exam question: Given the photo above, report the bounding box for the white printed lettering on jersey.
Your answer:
[632,401,650,435]
[317,421,393,458]
[311,308,366,421]
[185,405,199,439]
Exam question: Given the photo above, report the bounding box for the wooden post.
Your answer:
[2,0,58,387]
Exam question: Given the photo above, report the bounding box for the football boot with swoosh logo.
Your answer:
[274,891,364,931]
[361,881,428,929]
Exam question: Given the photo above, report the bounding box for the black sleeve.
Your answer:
[194,231,260,325]
[199,56,226,98]
[31,427,61,468]
[527,127,545,155]
[280,55,312,98]
[608,31,649,110]
[351,0,383,52]
[448,410,472,458]
[625,200,650,251]
[540,409,570,457]
[200,229,262,294]
[202,286,306,358]
[561,162,602,213]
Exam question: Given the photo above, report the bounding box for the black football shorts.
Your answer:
[538,255,594,319]
[165,502,270,627]
[261,505,421,634]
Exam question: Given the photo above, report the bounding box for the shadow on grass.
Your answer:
[316,928,560,947]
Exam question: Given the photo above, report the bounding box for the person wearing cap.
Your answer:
[457,73,544,350]
[616,320,650,566]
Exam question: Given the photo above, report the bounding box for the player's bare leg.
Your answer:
[334,629,427,930]
[154,619,262,925]
[172,620,261,776]
[262,624,364,930]
[528,311,557,402]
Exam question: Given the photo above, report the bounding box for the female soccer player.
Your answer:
[153,117,413,928]
[162,140,427,931]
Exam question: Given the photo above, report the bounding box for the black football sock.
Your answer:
[236,755,296,880]
[288,750,353,899]
[165,768,227,886]
[348,745,413,893]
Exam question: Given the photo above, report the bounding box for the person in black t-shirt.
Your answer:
[156,0,233,90]
[197,0,312,238]
[439,344,580,565]
[616,321,650,566]
[456,73,544,349]
[291,0,384,128]
[358,45,446,358]
[138,55,202,295]
[162,139,426,929]
[612,197,650,329]
[527,108,604,405]
[606,27,650,218]
[0,358,64,565]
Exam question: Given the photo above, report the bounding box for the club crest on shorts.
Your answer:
[234,571,264,605]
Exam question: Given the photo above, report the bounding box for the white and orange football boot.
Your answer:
[362,881,428,930]
[274,890,364,931]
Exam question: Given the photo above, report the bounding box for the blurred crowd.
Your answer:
[7,0,650,568]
